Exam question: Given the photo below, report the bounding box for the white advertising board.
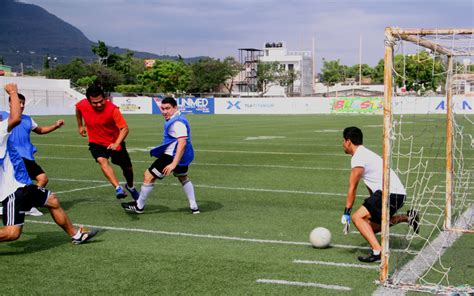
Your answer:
[215,97,331,114]
[113,97,152,114]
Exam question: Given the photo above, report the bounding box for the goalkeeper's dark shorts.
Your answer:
[363,190,406,224]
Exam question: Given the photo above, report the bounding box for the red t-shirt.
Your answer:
[76,99,127,150]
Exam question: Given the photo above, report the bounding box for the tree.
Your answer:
[221,57,242,95]
[321,59,344,95]
[43,58,89,83]
[393,52,445,94]
[91,40,109,65]
[277,69,300,96]
[188,57,227,93]
[138,59,192,93]
[256,61,284,95]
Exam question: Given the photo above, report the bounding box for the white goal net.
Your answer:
[379,27,474,294]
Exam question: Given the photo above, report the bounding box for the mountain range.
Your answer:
[0,0,197,71]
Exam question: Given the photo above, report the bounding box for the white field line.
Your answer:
[55,184,111,194]
[255,279,352,291]
[293,259,379,270]
[36,156,351,171]
[49,177,346,197]
[25,220,412,253]
[33,144,473,160]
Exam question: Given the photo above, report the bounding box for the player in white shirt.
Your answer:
[341,126,419,263]
[121,96,199,214]
[0,83,97,245]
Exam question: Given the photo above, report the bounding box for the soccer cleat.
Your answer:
[125,184,140,200]
[25,207,43,216]
[357,251,381,263]
[121,201,144,214]
[191,208,200,214]
[407,209,420,234]
[115,186,128,199]
[72,227,98,245]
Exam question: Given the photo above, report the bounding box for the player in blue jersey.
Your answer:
[0,83,97,244]
[0,94,65,216]
[121,97,199,214]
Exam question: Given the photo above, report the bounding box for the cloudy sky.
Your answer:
[24,0,473,68]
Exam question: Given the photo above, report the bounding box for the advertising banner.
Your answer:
[113,97,152,114]
[215,97,331,114]
[330,97,383,114]
[152,97,215,114]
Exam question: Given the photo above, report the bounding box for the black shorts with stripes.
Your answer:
[148,154,189,179]
[2,185,50,226]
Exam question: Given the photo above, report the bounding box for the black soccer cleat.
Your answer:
[72,227,98,245]
[358,251,381,263]
[121,201,144,214]
[191,208,200,215]
[407,209,420,234]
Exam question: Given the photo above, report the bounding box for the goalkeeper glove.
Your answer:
[341,208,352,235]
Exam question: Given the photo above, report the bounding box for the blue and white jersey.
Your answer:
[150,111,194,166]
[0,120,31,202]
[2,112,38,160]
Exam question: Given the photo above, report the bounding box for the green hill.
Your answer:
[0,0,188,71]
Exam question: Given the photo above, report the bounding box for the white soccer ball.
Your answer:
[309,227,331,248]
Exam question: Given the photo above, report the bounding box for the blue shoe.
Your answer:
[115,186,128,199]
[125,184,139,200]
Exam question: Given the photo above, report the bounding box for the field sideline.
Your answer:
[1,114,472,295]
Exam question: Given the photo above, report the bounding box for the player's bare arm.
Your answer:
[4,83,22,132]
[163,137,187,176]
[75,108,86,137]
[346,166,364,209]
[33,119,65,134]
[108,125,128,150]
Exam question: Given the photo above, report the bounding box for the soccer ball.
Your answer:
[309,227,331,248]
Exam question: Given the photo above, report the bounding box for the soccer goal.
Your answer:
[380,27,474,294]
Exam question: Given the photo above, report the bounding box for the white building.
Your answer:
[259,42,313,96]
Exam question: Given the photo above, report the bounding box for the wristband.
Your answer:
[344,208,352,215]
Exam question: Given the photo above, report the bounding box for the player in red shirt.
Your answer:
[75,84,139,200]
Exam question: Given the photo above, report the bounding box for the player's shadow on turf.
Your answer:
[56,198,97,212]
[0,230,102,256]
[163,200,223,214]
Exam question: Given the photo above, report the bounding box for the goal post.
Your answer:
[380,27,474,293]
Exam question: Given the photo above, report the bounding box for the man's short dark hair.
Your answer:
[9,93,26,102]
[86,84,105,100]
[343,126,363,145]
[161,96,177,107]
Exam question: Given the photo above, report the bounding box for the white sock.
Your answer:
[72,229,82,239]
[137,183,154,209]
[182,179,198,209]
[373,249,381,256]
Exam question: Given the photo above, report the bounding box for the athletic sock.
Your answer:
[137,183,154,209]
[373,249,381,256]
[182,179,198,209]
[72,229,82,239]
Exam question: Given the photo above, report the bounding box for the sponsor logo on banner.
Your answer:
[227,100,241,110]
[152,96,214,114]
[331,97,383,113]
[178,97,214,114]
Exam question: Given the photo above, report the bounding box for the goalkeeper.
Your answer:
[341,126,418,263]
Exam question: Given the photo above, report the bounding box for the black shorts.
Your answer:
[363,190,406,224]
[89,142,132,168]
[2,185,50,226]
[148,154,189,179]
[22,158,45,180]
